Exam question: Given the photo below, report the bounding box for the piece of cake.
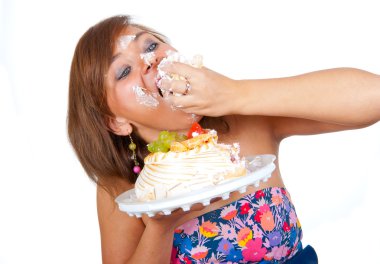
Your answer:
[156,50,203,97]
[134,125,246,201]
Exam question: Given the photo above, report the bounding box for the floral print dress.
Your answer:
[171,187,303,264]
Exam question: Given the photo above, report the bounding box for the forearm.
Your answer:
[235,68,380,125]
[123,222,174,264]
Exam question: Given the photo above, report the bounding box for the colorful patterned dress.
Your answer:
[171,187,303,264]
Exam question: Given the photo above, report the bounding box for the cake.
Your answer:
[156,50,203,97]
[134,125,247,201]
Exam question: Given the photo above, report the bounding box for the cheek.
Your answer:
[108,82,162,119]
[107,84,137,115]
[132,85,160,108]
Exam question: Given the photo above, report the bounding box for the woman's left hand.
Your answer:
[158,62,240,116]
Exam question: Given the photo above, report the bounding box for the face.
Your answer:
[106,26,201,141]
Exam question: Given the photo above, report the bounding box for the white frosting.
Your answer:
[135,133,246,201]
[157,50,203,80]
[132,85,159,108]
[117,35,135,50]
[156,51,203,97]
[140,51,156,66]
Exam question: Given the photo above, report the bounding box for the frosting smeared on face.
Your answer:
[140,52,156,66]
[118,35,136,50]
[132,85,159,108]
[189,114,200,123]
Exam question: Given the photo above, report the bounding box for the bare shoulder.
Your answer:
[222,115,279,154]
[97,182,145,263]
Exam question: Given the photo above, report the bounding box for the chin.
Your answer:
[159,114,201,131]
[180,112,203,125]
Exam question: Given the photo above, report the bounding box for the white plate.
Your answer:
[115,154,276,217]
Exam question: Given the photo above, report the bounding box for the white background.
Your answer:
[0,0,379,263]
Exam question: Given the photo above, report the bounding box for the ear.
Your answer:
[108,117,133,136]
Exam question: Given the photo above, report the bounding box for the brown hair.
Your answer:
[67,15,228,195]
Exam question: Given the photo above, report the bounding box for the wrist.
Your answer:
[229,79,249,115]
[145,216,177,234]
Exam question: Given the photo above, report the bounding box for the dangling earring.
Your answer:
[128,134,141,174]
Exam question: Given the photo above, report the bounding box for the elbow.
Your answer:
[347,117,379,129]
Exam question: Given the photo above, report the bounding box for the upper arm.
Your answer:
[271,116,372,140]
[97,185,145,264]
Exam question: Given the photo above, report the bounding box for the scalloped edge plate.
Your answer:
[115,154,276,217]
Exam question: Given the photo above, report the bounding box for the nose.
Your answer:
[141,52,160,74]
[141,53,162,92]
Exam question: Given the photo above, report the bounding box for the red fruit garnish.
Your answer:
[187,122,204,139]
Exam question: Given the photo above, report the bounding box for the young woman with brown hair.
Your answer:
[67,15,379,263]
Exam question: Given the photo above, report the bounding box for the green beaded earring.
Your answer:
[128,134,141,174]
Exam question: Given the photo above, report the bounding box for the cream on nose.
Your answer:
[140,52,156,69]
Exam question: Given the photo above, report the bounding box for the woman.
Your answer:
[67,15,380,263]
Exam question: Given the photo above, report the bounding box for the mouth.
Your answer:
[155,76,164,97]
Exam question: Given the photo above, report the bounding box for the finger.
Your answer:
[167,95,203,115]
[166,96,186,109]
[166,93,194,109]
[159,79,189,95]
[190,202,206,211]
[160,61,200,81]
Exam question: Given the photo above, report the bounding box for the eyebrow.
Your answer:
[111,31,149,63]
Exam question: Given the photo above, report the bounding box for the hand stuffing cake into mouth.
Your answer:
[155,50,203,97]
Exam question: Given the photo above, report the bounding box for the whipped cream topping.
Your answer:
[135,133,246,201]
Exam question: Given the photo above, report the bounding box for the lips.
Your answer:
[155,76,164,97]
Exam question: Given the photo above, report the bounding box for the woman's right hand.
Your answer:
[159,62,242,117]
[142,202,208,232]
